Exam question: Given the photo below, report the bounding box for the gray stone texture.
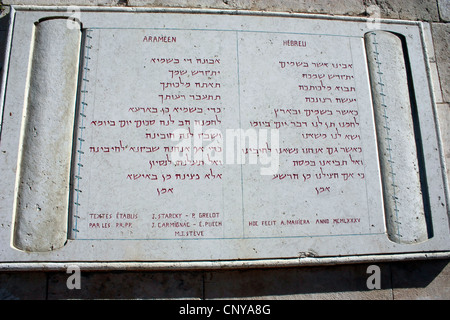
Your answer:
[0,0,443,21]
[47,271,204,299]
[0,272,47,300]
[437,103,450,184]
[432,23,450,103]
[1,260,449,299]
[438,0,450,21]
[2,0,123,5]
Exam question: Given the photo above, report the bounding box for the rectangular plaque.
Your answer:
[0,7,449,269]
[74,28,380,241]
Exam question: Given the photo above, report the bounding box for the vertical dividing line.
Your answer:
[73,29,93,239]
[68,25,86,241]
[235,31,245,238]
[371,32,401,239]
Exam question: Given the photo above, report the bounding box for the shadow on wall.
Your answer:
[22,259,447,299]
[203,259,449,299]
[0,259,448,299]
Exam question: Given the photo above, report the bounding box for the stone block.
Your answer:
[47,271,203,299]
[0,6,448,270]
[204,264,393,299]
[436,103,450,184]
[391,259,450,299]
[0,272,47,300]
[438,0,450,21]
[432,23,450,103]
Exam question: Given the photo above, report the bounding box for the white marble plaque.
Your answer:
[0,7,449,268]
[72,28,382,242]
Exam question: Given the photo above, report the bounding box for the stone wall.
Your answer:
[0,0,449,300]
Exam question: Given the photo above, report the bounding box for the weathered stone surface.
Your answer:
[0,2,448,302]
[365,31,427,244]
[204,264,393,299]
[126,0,438,20]
[1,261,449,299]
[1,0,440,22]
[364,0,439,21]
[12,18,81,252]
[2,0,122,5]
[432,23,450,103]
[0,272,47,300]
[0,4,448,268]
[436,103,450,184]
[391,259,450,299]
[127,0,368,16]
[438,0,450,22]
[47,271,203,299]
